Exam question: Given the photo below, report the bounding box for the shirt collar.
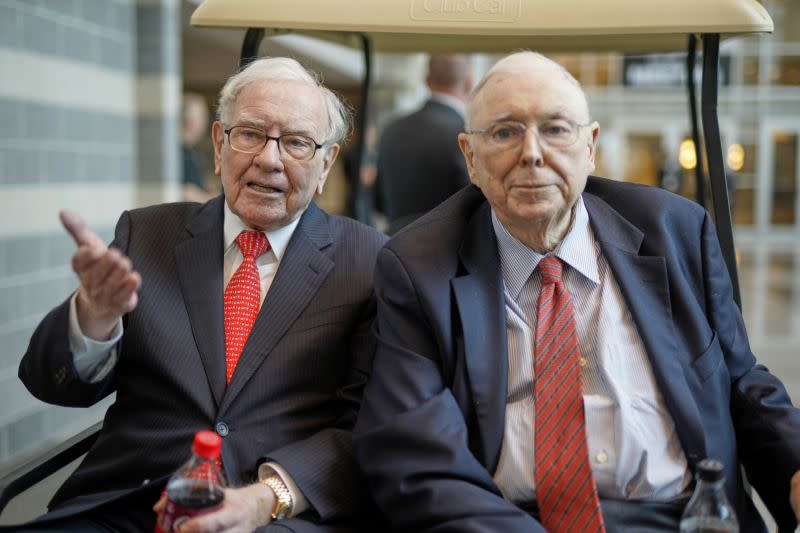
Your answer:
[429,92,466,118]
[492,195,600,301]
[223,200,303,261]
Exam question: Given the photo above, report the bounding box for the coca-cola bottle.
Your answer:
[155,430,227,533]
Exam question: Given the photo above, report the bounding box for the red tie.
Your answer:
[224,231,270,384]
[533,257,605,533]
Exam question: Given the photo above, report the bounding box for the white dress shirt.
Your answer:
[67,201,309,516]
[491,196,692,504]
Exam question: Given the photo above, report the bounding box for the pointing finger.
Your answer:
[60,209,102,248]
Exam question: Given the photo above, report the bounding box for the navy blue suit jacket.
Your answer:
[20,196,387,531]
[355,178,800,532]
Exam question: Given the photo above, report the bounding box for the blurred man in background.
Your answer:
[376,54,473,234]
[181,92,214,203]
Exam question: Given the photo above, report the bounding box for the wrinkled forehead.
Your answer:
[232,79,327,131]
[470,66,590,124]
[233,78,325,112]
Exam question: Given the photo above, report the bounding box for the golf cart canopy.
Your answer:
[190,0,772,53]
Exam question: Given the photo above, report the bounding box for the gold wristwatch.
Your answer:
[261,474,292,520]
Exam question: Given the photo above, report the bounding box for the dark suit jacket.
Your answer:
[376,99,469,234]
[354,179,800,532]
[19,195,387,531]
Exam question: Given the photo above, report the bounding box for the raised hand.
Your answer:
[60,209,141,340]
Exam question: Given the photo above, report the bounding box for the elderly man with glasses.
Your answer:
[16,57,386,532]
[354,51,800,533]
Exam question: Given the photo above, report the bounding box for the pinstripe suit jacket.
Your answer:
[20,195,387,531]
[354,179,800,532]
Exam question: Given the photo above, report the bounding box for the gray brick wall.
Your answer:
[137,2,179,75]
[0,99,135,185]
[0,0,137,472]
[3,0,133,71]
[0,227,114,470]
[136,1,181,187]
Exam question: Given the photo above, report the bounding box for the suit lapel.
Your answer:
[452,201,508,471]
[175,195,227,407]
[219,204,334,414]
[583,193,706,463]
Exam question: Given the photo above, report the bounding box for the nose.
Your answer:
[253,137,284,171]
[519,127,545,168]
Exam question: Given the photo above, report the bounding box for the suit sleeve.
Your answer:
[700,213,800,528]
[18,212,132,407]
[264,259,381,524]
[354,247,541,532]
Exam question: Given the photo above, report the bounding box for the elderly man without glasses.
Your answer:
[14,57,386,532]
[354,51,800,532]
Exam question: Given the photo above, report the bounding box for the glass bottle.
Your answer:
[679,458,739,533]
[155,430,227,533]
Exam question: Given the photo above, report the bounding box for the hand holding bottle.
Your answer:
[155,431,227,533]
[168,483,275,533]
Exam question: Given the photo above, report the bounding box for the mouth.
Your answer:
[247,182,284,194]
[513,182,554,190]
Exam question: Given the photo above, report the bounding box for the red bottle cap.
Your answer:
[192,430,222,459]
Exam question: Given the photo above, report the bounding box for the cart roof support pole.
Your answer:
[701,33,741,308]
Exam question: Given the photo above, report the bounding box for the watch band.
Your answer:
[261,474,293,520]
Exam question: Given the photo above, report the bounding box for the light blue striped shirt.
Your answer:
[491,196,691,502]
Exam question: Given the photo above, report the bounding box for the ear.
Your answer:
[458,133,479,186]
[211,121,225,176]
[316,143,340,195]
[586,121,600,174]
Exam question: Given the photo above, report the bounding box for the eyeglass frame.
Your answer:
[464,117,593,151]
[223,125,325,161]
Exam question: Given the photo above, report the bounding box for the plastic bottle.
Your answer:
[679,458,739,533]
[155,430,227,533]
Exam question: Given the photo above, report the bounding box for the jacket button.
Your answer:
[215,421,229,437]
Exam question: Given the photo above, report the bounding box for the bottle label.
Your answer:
[154,499,223,533]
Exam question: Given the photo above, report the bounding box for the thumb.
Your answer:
[153,492,167,513]
[60,209,100,248]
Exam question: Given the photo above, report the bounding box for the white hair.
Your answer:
[216,57,352,145]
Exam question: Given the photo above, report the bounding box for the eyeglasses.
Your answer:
[224,125,323,161]
[465,118,591,151]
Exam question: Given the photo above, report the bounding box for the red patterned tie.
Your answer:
[224,231,270,384]
[534,257,605,533]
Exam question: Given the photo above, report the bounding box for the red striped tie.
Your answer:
[534,256,605,533]
[224,231,270,384]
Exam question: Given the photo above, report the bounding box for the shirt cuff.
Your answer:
[258,461,310,517]
[68,291,122,383]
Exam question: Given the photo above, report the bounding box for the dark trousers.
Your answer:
[520,496,689,533]
[3,484,160,533]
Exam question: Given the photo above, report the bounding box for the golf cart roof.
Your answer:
[190,0,773,53]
